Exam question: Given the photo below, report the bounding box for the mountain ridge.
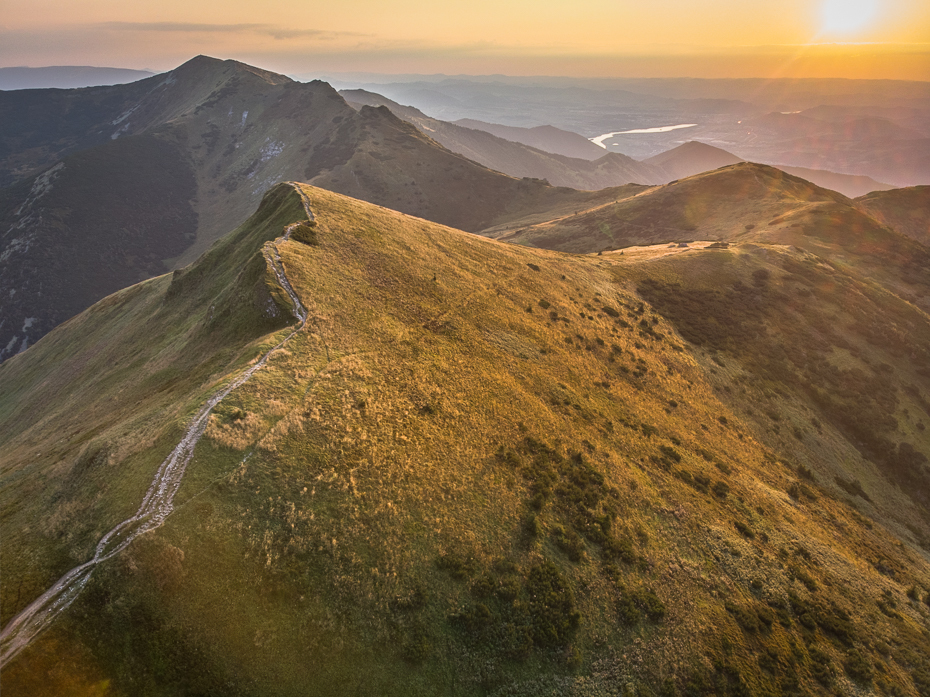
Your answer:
[2,180,929,696]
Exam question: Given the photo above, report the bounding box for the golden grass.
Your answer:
[2,182,929,696]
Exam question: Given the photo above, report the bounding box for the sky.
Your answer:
[2,0,929,79]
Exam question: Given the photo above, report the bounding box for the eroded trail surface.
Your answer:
[0,186,313,668]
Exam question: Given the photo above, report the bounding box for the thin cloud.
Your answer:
[97,22,368,41]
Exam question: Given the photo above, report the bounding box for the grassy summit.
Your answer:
[1,183,929,696]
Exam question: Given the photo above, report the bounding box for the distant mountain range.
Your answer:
[0,66,155,90]
[335,75,930,186]
[344,89,896,199]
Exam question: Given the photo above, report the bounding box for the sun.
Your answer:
[820,0,880,34]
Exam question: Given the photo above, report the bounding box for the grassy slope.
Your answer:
[490,163,930,308]
[491,163,849,252]
[856,186,930,248]
[2,184,929,696]
[0,183,304,627]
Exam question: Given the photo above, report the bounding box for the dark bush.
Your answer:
[843,649,873,684]
[602,536,636,564]
[725,601,760,632]
[551,524,584,562]
[791,566,818,592]
[525,562,580,648]
[734,521,755,539]
[808,646,835,686]
[436,552,478,579]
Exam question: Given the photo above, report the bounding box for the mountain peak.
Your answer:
[170,55,293,87]
[644,141,742,181]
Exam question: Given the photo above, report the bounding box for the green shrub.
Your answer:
[525,562,580,648]
[834,475,872,501]
[436,552,478,579]
[636,588,666,621]
[725,601,760,632]
[791,566,818,592]
[843,649,873,684]
[808,646,835,686]
[470,575,496,598]
[288,220,318,245]
[551,524,584,562]
[602,536,636,564]
[734,521,755,539]
[401,623,432,663]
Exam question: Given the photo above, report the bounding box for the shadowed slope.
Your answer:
[341,89,665,190]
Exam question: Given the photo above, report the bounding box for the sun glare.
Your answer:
[820,0,880,34]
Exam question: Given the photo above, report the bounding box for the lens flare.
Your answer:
[821,0,879,34]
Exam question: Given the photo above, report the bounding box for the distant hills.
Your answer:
[342,89,894,199]
[340,89,666,189]
[2,180,928,696]
[643,141,894,198]
[336,75,930,186]
[0,66,155,90]
[453,118,607,160]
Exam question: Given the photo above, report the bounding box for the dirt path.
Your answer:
[0,185,314,668]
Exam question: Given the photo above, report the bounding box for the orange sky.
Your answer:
[2,0,928,79]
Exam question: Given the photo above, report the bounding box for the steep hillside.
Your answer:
[341,89,665,190]
[492,163,844,250]
[454,118,607,160]
[2,183,929,697]
[1,57,618,360]
[644,141,894,197]
[643,141,741,181]
[494,163,930,316]
[856,186,930,247]
[776,166,894,198]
